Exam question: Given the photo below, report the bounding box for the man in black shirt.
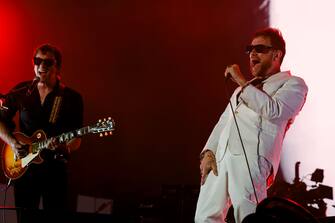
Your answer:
[0,44,83,222]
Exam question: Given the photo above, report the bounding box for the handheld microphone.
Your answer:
[225,64,234,79]
[225,72,232,79]
[26,76,40,96]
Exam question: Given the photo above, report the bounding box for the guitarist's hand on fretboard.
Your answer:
[45,137,69,161]
[45,137,61,150]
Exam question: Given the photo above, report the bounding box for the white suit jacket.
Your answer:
[204,71,308,174]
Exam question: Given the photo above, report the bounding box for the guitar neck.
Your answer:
[35,126,91,151]
[57,126,91,143]
[32,118,114,152]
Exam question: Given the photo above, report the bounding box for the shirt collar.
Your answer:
[246,71,291,85]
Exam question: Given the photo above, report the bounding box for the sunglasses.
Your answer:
[33,57,55,67]
[245,44,273,54]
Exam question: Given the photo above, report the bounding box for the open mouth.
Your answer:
[251,59,260,66]
[38,71,48,75]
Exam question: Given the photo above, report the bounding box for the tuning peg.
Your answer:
[104,132,108,136]
[99,133,103,137]
[109,132,112,135]
[98,119,102,123]
[103,118,106,122]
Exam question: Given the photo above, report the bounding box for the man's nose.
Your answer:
[249,49,258,57]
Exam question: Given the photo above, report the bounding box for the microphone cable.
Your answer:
[223,79,259,205]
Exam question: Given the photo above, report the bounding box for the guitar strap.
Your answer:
[49,83,65,124]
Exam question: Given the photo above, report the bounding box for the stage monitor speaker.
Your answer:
[242,197,320,223]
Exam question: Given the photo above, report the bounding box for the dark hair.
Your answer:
[253,27,286,64]
[33,44,62,70]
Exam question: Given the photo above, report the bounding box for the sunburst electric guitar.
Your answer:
[2,117,115,180]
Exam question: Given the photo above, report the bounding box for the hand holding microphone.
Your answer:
[225,64,247,87]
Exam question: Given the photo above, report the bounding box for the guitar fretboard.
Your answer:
[57,126,91,143]
[32,126,91,153]
[30,118,114,153]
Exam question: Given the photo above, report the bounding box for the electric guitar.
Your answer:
[2,117,115,180]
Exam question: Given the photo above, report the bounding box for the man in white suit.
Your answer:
[194,28,308,223]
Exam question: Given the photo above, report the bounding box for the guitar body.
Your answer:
[1,117,114,180]
[2,130,47,180]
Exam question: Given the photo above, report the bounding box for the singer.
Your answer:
[0,44,83,222]
[194,28,308,223]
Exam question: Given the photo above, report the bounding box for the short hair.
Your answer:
[33,44,62,70]
[253,27,286,64]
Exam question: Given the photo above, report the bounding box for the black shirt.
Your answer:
[0,80,83,160]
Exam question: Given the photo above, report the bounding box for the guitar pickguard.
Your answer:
[21,153,40,168]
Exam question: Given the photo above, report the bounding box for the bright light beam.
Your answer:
[270,0,335,216]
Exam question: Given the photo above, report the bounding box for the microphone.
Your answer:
[225,72,232,79]
[26,76,40,96]
[225,64,234,79]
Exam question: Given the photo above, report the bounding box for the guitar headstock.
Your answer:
[90,117,115,137]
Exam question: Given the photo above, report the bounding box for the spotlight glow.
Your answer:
[270,0,335,216]
[0,3,22,92]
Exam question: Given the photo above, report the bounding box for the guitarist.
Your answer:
[0,44,83,222]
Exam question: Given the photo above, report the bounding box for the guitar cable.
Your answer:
[223,78,259,205]
[1,178,12,223]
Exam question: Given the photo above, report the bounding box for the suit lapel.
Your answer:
[234,71,292,112]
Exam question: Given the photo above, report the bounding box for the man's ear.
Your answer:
[273,50,283,62]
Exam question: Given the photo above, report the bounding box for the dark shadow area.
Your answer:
[242,197,320,223]
[268,162,333,219]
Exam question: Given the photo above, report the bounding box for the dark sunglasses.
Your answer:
[33,57,55,67]
[245,44,273,54]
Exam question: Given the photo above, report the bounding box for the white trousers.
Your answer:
[194,149,272,223]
